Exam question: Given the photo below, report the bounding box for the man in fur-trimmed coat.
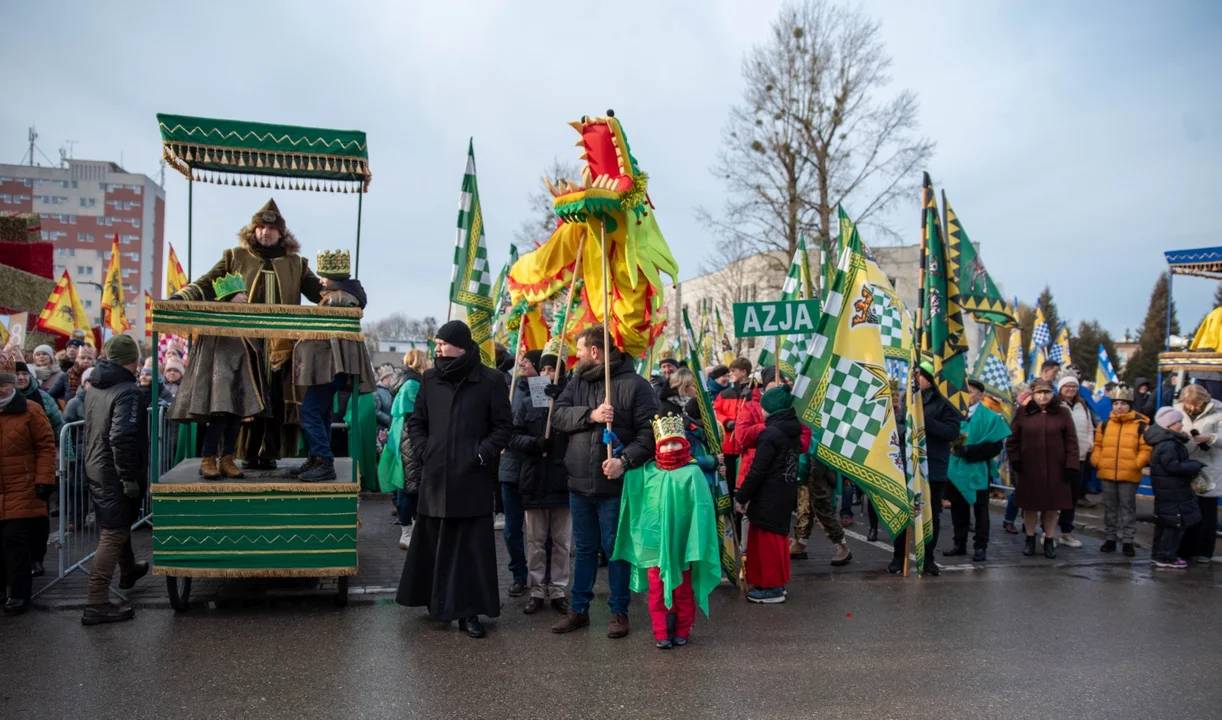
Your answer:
[168,198,326,471]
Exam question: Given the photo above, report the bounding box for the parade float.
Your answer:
[148,114,371,610]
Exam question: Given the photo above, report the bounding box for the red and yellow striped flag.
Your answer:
[166,243,188,297]
[144,291,153,338]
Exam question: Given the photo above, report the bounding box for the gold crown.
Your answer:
[317,249,351,276]
[212,272,246,300]
[650,413,686,444]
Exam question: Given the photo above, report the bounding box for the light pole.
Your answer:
[78,280,106,342]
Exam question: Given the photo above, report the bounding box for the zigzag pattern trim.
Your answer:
[154,532,357,547]
[159,122,367,152]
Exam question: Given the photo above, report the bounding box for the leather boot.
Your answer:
[551,610,589,634]
[1023,535,1037,556]
[1044,537,1057,559]
[81,602,135,626]
[789,537,808,559]
[200,457,220,480]
[118,561,150,591]
[943,543,968,557]
[607,613,630,639]
[219,455,245,479]
[971,547,987,562]
[300,457,337,483]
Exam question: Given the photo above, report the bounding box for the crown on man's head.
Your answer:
[650,413,686,445]
[212,272,246,300]
[317,249,351,278]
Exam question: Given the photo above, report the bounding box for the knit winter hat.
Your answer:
[1155,406,1184,428]
[709,365,730,381]
[1058,376,1079,391]
[435,320,473,350]
[164,356,185,375]
[522,350,544,372]
[33,344,55,360]
[760,385,794,414]
[659,357,680,369]
[104,334,140,367]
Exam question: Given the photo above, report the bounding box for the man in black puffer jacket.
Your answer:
[888,360,962,576]
[549,326,658,639]
[82,335,149,626]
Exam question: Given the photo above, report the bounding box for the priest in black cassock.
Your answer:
[396,320,512,638]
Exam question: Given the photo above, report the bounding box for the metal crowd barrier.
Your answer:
[32,408,173,598]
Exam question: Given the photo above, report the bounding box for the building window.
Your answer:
[84,299,93,309]
[0,194,10,204]
[71,180,78,189]
[41,231,48,240]
[131,218,140,228]
[77,265,86,275]
[69,215,76,224]
[133,186,142,195]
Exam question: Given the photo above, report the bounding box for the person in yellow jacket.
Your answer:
[1090,385,1153,556]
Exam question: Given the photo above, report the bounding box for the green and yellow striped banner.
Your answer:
[151,300,363,341]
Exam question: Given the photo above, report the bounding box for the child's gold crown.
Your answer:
[212,272,246,300]
[650,413,686,444]
[317,249,351,276]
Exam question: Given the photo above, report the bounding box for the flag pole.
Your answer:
[545,234,586,440]
[601,220,613,461]
[909,183,931,579]
[507,310,525,405]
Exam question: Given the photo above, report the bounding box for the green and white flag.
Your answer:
[791,220,912,539]
[758,238,817,378]
[491,243,520,339]
[450,139,496,366]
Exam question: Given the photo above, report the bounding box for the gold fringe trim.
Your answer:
[151,482,359,494]
[152,565,358,579]
[152,300,362,318]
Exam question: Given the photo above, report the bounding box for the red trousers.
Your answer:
[647,567,696,642]
[746,525,791,588]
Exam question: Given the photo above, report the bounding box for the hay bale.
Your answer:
[0,264,64,350]
[0,212,42,243]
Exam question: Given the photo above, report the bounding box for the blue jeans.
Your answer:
[395,490,417,527]
[1004,490,1018,524]
[501,484,527,584]
[569,492,630,616]
[301,378,344,459]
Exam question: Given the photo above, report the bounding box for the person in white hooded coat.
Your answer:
[1174,383,1220,563]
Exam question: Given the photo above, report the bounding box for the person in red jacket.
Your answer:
[713,357,754,484]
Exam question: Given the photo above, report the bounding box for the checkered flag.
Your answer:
[1031,302,1051,348]
[980,354,1012,393]
[818,357,892,466]
[887,358,909,392]
[450,139,495,312]
[874,286,906,355]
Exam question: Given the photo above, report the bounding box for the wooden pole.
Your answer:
[544,234,586,440]
[908,185,931,579]
[507,314,525,405]
[601,220,613,461]
[774,335,782,385]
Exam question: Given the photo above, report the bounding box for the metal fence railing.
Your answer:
[33,408,173,599]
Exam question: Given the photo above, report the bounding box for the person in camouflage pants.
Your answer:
[790,449,853,566]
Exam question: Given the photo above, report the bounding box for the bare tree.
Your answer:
[362,313,436,354]
[513,158,582,251]
[698,0,934,271]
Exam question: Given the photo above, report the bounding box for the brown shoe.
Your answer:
[789,538,808,559]
[551,610,590,634]
[219,455,245,479]
[607,613,629,639]
[200,456,221,480]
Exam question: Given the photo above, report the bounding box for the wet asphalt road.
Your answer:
[3,562,1219,720]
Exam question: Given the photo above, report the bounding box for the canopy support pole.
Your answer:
[354,187,364,279]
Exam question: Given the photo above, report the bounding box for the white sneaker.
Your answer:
[1059,533,1083,548]
[398,526,412,550]
[493,513,505,531]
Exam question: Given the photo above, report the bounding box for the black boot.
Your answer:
[296,455,318,476]
[887,556,904,574]
[1023,535,1037,556]
[943,543,968,557]
[1044,537,1057,559]
[118,561,150,591]
[299,457,337,483]
[972,547,987,562]
[81,602,135,626]
[1122,543,1135,557]
[30,561,45,577]
[867,527,879,542]
[1100,540,1117,553]
[922,561,941,577]
[459,615,486,639]
[3,599,30,616]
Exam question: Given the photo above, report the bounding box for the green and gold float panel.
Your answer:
[151,459,359,579]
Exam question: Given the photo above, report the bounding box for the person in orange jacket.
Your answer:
[1090,385,1153,557]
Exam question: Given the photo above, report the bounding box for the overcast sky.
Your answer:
[3,0,1219,338]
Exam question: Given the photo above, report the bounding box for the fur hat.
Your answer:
[0,347,17,384]
[251,198,287,235]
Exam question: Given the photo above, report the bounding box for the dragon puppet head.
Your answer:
[508,111,678,359]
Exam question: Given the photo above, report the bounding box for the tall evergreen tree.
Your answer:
[1123,272,1179,385]
[1070,320,1121,383]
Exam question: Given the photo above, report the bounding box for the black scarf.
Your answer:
[250,243,287,261]
[578,350,624,384]
[435,345,481,383]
